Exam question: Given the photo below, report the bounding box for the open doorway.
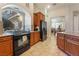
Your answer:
[51,16,65,36]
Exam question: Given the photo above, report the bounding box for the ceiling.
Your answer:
[34,3,79,11]
[34,3,67,10]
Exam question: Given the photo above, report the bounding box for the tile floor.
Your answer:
[20,34,67,56]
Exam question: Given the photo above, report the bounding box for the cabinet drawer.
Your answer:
[0,36,12,42]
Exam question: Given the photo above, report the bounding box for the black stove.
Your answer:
[13,31,30,56]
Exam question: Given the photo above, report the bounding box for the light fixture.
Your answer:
[47,5,50,9]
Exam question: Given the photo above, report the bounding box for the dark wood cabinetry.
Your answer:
[34,12,45,28]
[30,32,34,46]
[65,39,79,55]
[65,35,79,56]
[57,32,79,56]
[30,32,40,46]
[34,32,40,43]
[0,36,13,56]
[30,12,44,46]
[57,33,65,51]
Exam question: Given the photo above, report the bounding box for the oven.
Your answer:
[13,33,30,56]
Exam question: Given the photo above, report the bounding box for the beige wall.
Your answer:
[65,4,79,33]
[45,6,67,38]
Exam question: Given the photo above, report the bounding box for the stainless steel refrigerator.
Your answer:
[40,20,47,41]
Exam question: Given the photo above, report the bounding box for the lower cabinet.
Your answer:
[65,39,79,56]
[30,32,34,46]
[57,32,79,56]
[65,39,73,55]
[0,36,13,56]
[34,32,40,43]
[71,43,79,56]
[57,33,65,50]
[30,31,40,46]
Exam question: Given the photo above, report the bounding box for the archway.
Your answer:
[1,4,31,32]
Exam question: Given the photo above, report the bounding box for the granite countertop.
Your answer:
[31,31,40,32]
[0,31,30,37]
[58,32,79,37]
[0,33,13,37]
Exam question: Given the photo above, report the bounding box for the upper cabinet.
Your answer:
[33,12,45,27]
[36,12,45,21]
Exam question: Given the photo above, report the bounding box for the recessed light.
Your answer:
[47,5,50,9]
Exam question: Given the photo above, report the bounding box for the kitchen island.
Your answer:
[57,32,79,56]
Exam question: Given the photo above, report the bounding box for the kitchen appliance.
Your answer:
[40,20,47,41]
[13,31,30,56]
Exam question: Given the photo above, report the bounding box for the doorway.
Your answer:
[51,16,65,36]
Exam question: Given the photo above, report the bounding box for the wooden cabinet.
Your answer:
[30,32,34,46]
[71,42,79,56]
[0,36,13,56]
[34,12,45,28]
[57,33,65,50]
[34,32,40,43]
[57,32,79,56]
[65,39,79,56]
[30,32,40,46]
[65,35,79,56]
[64,34,72,55]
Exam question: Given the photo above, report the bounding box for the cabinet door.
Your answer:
[65,39,72,55]
[34,32,40,43]
[34,32,38,43]
[65,39,79,56]
[34,14,37,26]
[0,39,13,56]
[0,43,4,55]
[30,32,34,46]
[71,43,79,56]
[57,33,64,50]
[57,36,64,50]
[37,15,40,26]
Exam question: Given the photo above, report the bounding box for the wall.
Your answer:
[65,4,79,33]
[46,6,66,37]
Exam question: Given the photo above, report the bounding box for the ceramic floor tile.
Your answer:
[20,34,67,56]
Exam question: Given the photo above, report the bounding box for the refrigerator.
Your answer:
[40,20,47,41]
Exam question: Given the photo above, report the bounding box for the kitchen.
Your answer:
[0,3,79,56]
[0,3,47,56]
